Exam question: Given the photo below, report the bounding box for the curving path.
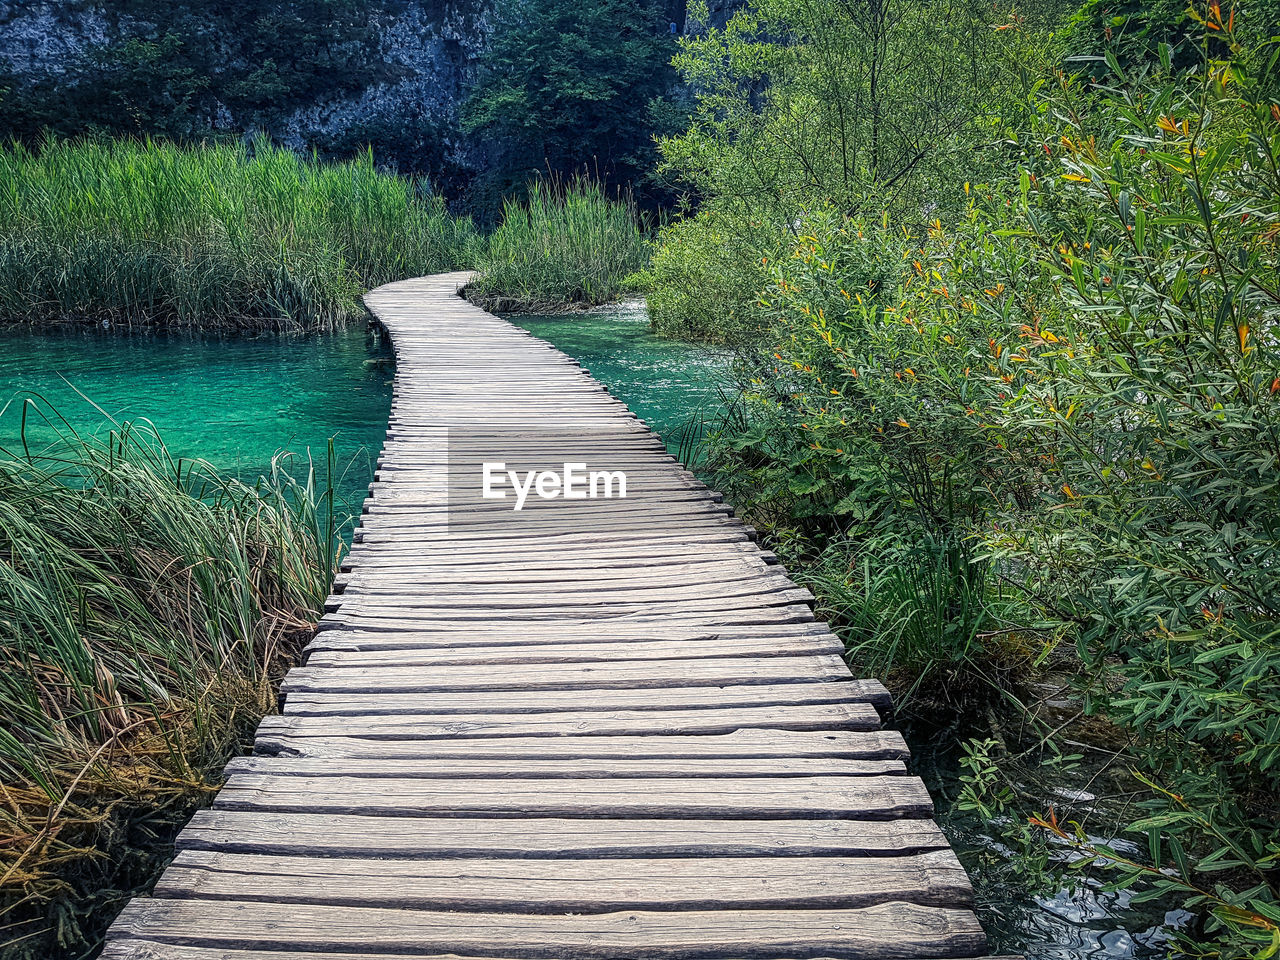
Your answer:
[103,273,1004,960]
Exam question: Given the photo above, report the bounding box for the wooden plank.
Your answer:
[153,851,972,911]
[349,527,756,547]
[280,681,891,716]
[309,623,830,647]
[305,628,840,653]
[333,561,769,590]
[323,583,813,615]
[257,729,906,760]
[213,774,935,819]
[223,756,908,778]
[338,549,776,574]
[259,703,880,738]
[328,577,804,606]
[175,811,952,858]
[322,609,819,632]
[107,899,988,958]
[279,657,851,693]
[103,944,1021,960]
[296,647,839,670]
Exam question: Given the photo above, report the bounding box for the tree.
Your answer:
[646,0,1031,340]
[461,0,679,211]
[659,0,1026,228]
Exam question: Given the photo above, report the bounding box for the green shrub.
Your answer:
[0,137,479,330]
[645,210,777,343]
[468,179,649,311]
[708,17,1280,951]
[707,205,1044,680]
[976,29,1280,953]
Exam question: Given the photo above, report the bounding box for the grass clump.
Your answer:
[0,411,337,957]
[468,178,650,312]
[0,137,480,331]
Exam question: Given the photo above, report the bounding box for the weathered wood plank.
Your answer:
[257,729,906,760]
[326,577,805,608]
[153,851,971,911]
[107,899,988,958]
[305,629,842,654]
[223,756,908,778]
[319,604,818,628]
[259,703,880,737]
[174,811,952,858]
[293,653,845,682]
[102,944,1022,960]
[213,774,935,819]
[280,682,891,716]
[280,658,852,693]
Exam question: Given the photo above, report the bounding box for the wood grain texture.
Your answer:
[256,728,908,759]
[153,851,973,911]
[100,272,990,960]
[175,812,953,858]
[108,899,987,958]
[102,945,1024,960]
[257,702,883,738]
[212,773,935,819]
[279,683,893,717]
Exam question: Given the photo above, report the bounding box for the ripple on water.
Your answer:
[503,299,731,453]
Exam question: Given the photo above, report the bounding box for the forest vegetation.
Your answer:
[648,1,1280,955]
[1,0,1279,956]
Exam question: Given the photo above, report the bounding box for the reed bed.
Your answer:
[469,179,650,311]
[0,409,337,956]
[0,138,480,331]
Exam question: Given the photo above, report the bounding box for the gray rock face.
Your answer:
[0,1,109,75]
[0,0,745,176]
[0,1,493,151]
[272,2,494,168]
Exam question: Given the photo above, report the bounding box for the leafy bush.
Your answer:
[468,179,650,311]
[978,26,1280,952]
[706,14,1280,952]
[647,0,1032,341]
[0,137,479,330]
[645,210,777,343]
[461,0,678,211]
[707,204,1045,683]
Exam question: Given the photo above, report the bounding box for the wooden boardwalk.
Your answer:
[103,273,999,960]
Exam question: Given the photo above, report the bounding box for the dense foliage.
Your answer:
[647,0,1047,340]
[461,0,680,212]
[0,417,337,958]
[657,0,1280,954]
[0,138,478,330]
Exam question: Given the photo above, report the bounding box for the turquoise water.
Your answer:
[0,324,394,517]
[505,300,730,457]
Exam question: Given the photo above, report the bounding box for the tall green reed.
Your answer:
[0,137,480,331]
[0,407,338,950]
[469,177,650,311]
